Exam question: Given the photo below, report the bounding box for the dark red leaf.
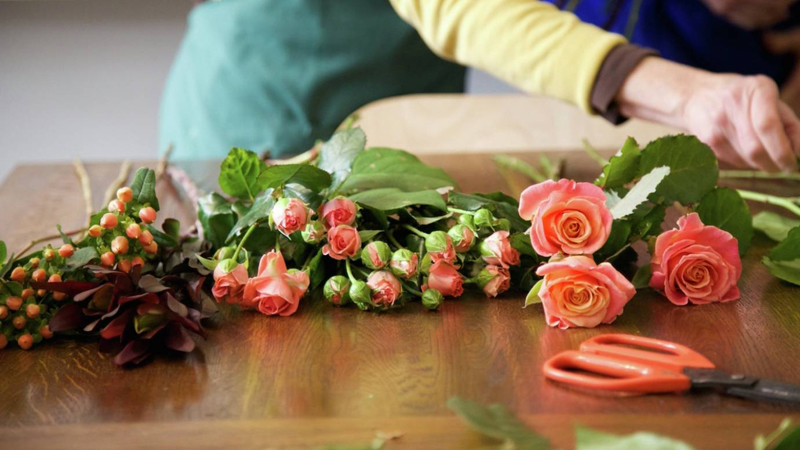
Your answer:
[74,283,111,302]
[164,322,195,353]
[29,281,100,296]
[165,293,189,318]
[138,274,170,293]
[113,340,151,366]
[99,308,134,340]
[48,302,85,332]
[83,318,101,332]
[119,292,160,305]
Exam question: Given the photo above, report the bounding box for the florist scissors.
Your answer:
[543,334,800,405]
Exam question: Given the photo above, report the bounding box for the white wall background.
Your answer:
[0,0,518,183]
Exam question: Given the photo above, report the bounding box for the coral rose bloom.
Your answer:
[323,225,362,260]
[243,251,309,316]
[320,198,357,229]
[480,231,520,268]
[212,264,248,304]
[366,271,402,307]
[271,198,309,236]
[482,265,511,298]
[427,260,464,298]
[518,179,613,256]
[650,213,741,305]
[536,256,635,329]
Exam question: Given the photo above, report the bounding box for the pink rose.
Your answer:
[427,260,464,298]
[322,225,362,260]
[320,198,357,229]
[536,256,635,329]
[366,271,402,307]
[650,213,741,305]
[518,179,613,256]
[390,249,418,280]
[242,251,309,316]
[478,265,511,298]
[449,224,475,253]
[212,263,248,304]
[271,198,310,236]
[479,231,520,268]
[427,231,456,264]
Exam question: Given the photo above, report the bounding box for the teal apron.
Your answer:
[159,0,466,160]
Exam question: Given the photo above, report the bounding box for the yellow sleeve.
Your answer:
[388,0,626,113]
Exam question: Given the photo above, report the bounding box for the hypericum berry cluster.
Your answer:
[86,186,158,272]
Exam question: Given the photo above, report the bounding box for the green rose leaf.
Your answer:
[575,426,696,450]
[510,233,537,257]
[524,279,544,307]
[610,166,670,219]
[446,396,550,449]
[638,134,718,204]
[596,219,632,261]
[130,167,160,210]
[768,226,800,262]
[218,148,267,201]
[226,191,277,242]
[146,225,179,249]
[762,257,800,286]
[630,203,666,240]
[449,192,529,233]
[317,127,367,191]
[696,187,753,255]
[306,249,325,291]
[0,240,7,265]
[65,247,98,270]
[257,164,332,193]
[162,218,181,241]
[631,264,652,289]
[339,147,456,193]
[357,230,383,242]
[755,418,800,450]
[197,193,236,250]
[753,211,800,242]
[349,188,447,211]
[596,137,641,189]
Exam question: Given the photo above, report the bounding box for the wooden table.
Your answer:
[1,151,799,449]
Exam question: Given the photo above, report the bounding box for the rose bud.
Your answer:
[495,218,511,232]
[12,315,26,330]
[108,199,126,214]
[10,267,26,283]
[0,305,7,319]
[111,236,129,255]
[43,248,56,261]
[131,256,145,267]
[536,256,635,329]
[126,223,141,239]
[118,259,132,273]
[427,261,464,298]
[271,197,310,236]
[422,288,444,310]
[448,224,475,253]
[320,197,357,229]
[6,296,23,311]
[212,260,248,304]
[457,213,475,230]
[139,206,157,224]
[349,280,373,310]
[425,231,456,264]
[40,325,54,339]
[117,186,133,203]
[361,241,392,270]
[26,303,41,319]
[322,225,362,260]
[100,251,115,267]
[479,231,520,268]
[324,275,351,305]
[21,288,34,300]
[301,220,326,244]
[144,241,159,255]
[58,244,75,258]
[390,249,418,280]
[31,269,46,283]
[476,265,511,298]
[17,334,33,350]
[88,225,104,238]
[519,179,613,256]
[367,270,402,308]
[240,252,310,316]
[29,257,40,269]
[100,212,118,229]
[138,229,154,246]
[473,208,494,230]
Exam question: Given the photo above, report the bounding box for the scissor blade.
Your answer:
[725,378,800,405]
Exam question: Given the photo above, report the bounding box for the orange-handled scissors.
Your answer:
[543,334,800,404]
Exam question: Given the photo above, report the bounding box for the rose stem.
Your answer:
[720,170,800,182]
[386,230,404,249]
[581,138,609,168]
[345,258,357,282]
[401,281,423,297]
[737,189,800,218]
[402,224,430,239]
[447,207,475,216]
[232,222,258,261]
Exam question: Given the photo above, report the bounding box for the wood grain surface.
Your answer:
[1,152,799,449]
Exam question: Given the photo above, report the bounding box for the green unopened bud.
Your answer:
[448,224,475,252]
[302,220,326,244]
[324,275,351,306]
[217,258,239,274]
[457,213,475,230]
[349,280,373,310]
[421,288,444,310]
[494,218,511,231]
[390,248,418,279]
[425,231,450,253]
[361,241,392,270]
[419,252,433,274]
[473,208,494,230]
[215,247,235,261]
[475,266,498,289]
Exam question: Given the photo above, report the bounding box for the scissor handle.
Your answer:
[579,334,715,372]
[543,350,692,394]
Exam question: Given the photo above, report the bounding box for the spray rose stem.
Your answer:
[447,207,475,216]
[737,189,800,218]
[233,222,259,261]
[401,224,429,238]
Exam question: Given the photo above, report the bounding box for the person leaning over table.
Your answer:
[159,0,800,173]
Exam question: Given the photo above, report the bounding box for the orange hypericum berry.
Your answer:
[29,257,40,269]
[48,273,62,283]
[37,289,47,297]
[138,230,154,246]
[111,236,129,255]
[108,199,126,214]
[26,304,40,319]
[117,186,133,203]
[131,256,144,267]
[100,251,115,267]
[17,334,33,350]
[139,206,157,224]
[0,305,8,320]
[126,223,141,239]
[0,334,7,350]
[21,288,34,300]
[10,267,26,283]
[43,248,56,261]
[53,292,66,301]
[40,325,53,339]
[100,213,118,229]
[31,268,46,283]
[88,225,104,238]
[118,259,132,273]
[12,315,26,330]
[59,244,75,258]
[144,241,158,255]
[6,296,23,311]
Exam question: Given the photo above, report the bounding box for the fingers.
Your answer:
[749,79,798,172]
[778,102,800,159]
[763,29,800,55]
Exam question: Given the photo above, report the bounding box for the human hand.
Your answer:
[764,29,800,114]
[701,0,794,30]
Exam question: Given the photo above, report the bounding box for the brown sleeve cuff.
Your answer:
[591,44,658,124]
